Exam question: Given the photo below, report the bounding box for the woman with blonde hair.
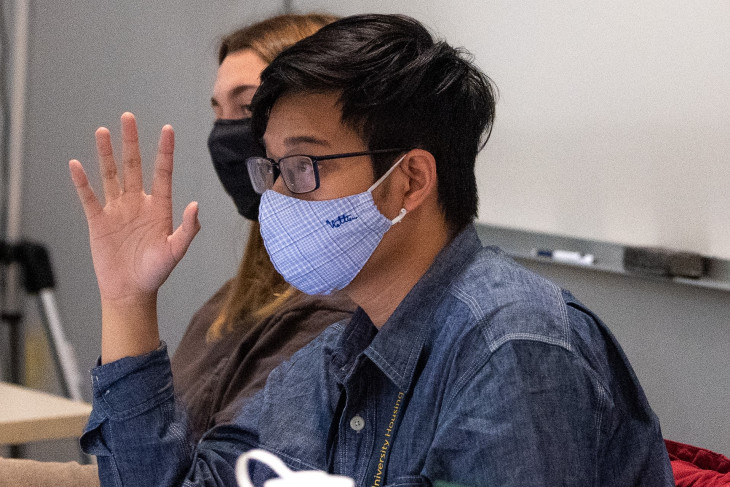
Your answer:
[0,13,351,486]
[173,11,352,441]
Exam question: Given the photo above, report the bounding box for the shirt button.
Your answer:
[350,415,365,432]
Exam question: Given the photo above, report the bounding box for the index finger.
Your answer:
[69,159,104,221]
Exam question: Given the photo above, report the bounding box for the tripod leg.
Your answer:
[3,311,23,384]
[4,312,25,459]
[36,289,84,402]
[1,264,26,458]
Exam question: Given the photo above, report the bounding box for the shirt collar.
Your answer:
[331,224,482,390]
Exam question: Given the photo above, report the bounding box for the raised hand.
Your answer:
[69,112,200,362]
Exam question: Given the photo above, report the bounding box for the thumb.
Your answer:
[168,201,201,262]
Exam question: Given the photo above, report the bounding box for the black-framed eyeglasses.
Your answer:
[245,148,407,195]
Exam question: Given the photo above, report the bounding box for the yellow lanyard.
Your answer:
[370,391,405,487]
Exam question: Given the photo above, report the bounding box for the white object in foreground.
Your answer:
[236,449,355,487]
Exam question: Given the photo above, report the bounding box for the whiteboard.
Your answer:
[296,0,730,259]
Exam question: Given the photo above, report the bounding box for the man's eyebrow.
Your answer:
[282,135,331,148]
[263,135,331,157]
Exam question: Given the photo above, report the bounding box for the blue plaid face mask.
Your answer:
[258,155,407,295]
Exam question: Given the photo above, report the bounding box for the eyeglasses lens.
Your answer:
[280,156,316,194]
[246,157,275,194]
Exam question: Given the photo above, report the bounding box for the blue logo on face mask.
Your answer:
[325,213,358,229]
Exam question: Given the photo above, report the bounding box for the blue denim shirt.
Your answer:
[82,225,674,486]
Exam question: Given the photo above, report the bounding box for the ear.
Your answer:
[398,149,438,213]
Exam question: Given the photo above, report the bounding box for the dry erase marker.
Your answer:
[532,249,595,266]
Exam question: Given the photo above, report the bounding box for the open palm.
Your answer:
[69,113,200,304]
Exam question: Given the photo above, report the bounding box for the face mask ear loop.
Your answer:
[367,153,408,193]
[391,208,407,224]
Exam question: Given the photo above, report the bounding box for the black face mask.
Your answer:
[207,118,266,221]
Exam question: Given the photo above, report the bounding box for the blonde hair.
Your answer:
[207,13,337,342]
[217,13,339,64]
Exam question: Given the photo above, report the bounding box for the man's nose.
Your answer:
[271,171,289,195]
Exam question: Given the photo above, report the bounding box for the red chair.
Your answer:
[665,439,730,486]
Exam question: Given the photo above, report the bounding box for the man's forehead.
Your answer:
[261,91,355,155]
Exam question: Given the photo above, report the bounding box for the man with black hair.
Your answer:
[75,14,674,486]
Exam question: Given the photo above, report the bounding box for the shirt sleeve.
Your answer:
[422,301,673,487]
[80,343,240,486]
[423,338,607,487]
